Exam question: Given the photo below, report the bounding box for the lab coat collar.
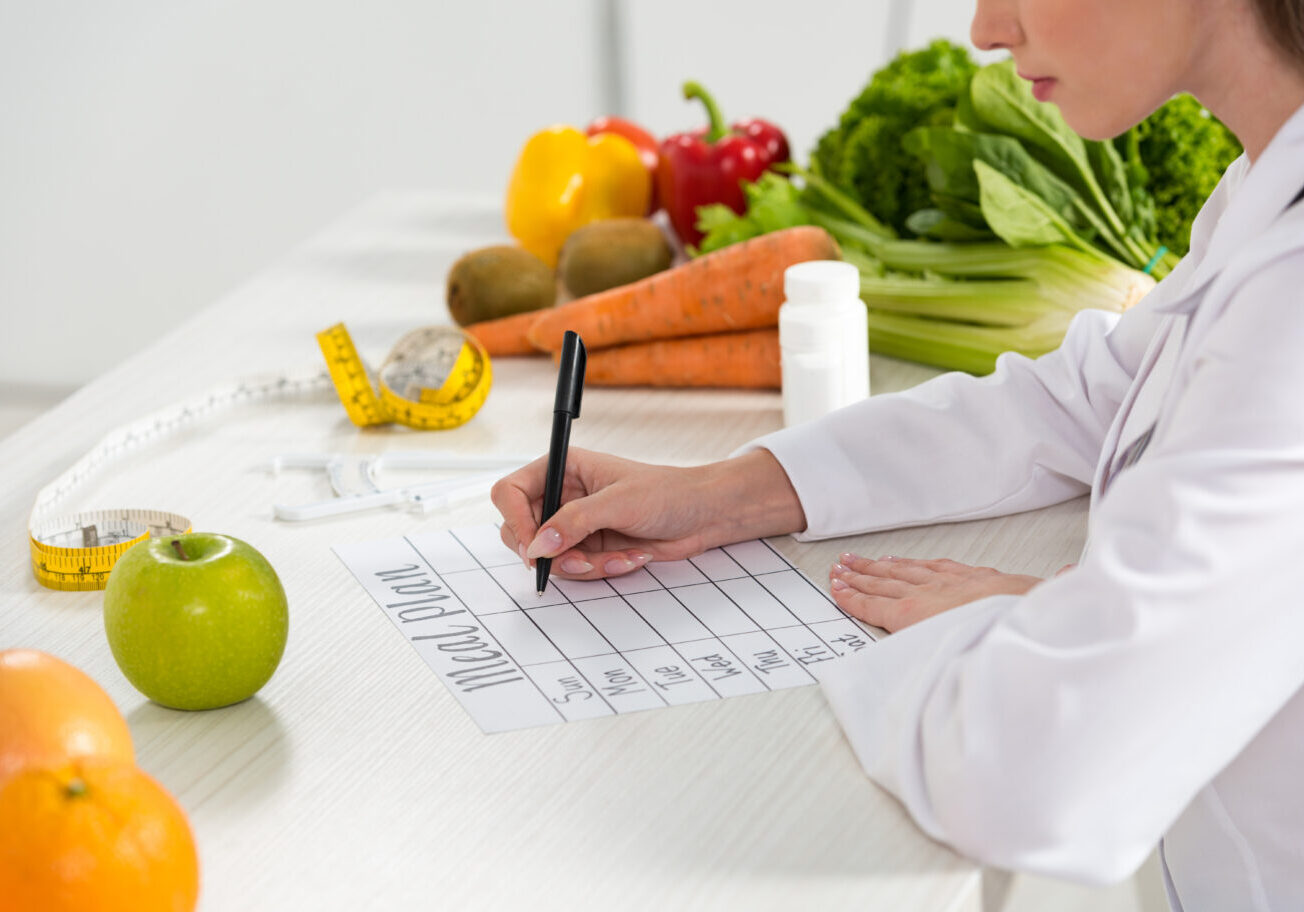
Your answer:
[1148,100,1304,315]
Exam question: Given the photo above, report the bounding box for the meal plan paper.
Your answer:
[334,525,875,733]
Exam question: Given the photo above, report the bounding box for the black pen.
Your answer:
[536,330,586,594]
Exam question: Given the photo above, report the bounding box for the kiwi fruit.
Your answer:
[558,218,673,298]
[446,245,556,326]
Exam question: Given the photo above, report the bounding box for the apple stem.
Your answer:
[171,538,190,561]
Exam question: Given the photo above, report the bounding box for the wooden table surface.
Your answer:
[1,192,1091,911]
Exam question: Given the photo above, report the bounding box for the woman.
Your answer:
[492,0,1304,907]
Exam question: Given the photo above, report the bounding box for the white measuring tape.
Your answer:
[28,368,330,590]
[29,323,504,591]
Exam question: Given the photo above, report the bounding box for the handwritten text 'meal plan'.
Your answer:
[374,563,525,694]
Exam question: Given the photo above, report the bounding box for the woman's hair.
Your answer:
[1253,0,1304,67]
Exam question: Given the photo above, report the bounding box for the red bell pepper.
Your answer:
[656,82,791,247]
[586,116,661,213]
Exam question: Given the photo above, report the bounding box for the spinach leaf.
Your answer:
[975,160,1096,253]
[929,192,991,230]
[905,126,1096,239]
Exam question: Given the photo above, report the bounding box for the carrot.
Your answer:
[580,329,781,389]
[526,226,840,353]
[462,309,548,356]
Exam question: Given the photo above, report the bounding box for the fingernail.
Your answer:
[560,556,593,574]
[839,552,858,565]
[831,562,849,576]
[526,527,563,559]
[631,552,653,565]
[604,557,636,575]
[881,555,898,561]
[831,578,849,591]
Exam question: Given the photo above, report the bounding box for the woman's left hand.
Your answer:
[829,554,1046,632]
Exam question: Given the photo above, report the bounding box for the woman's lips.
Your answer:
[1019,72,1057,102]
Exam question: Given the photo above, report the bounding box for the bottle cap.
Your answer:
[784,260,859,305]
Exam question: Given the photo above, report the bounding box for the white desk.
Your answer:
[1,192,1090,911]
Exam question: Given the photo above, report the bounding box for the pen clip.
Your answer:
[554,331,586,418]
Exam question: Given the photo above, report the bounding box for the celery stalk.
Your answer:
[834,217,1156,333]
[859,274,1050,327]
[866,311,1072,375]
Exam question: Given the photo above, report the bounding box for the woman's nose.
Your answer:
[971,0,1022,51]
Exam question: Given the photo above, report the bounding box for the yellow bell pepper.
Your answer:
[505,125,652,267]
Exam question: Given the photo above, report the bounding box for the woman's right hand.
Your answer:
[491,447,806,581]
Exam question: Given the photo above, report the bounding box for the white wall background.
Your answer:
[0,0,993,396]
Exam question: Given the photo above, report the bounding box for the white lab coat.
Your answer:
[746,103,1304,911]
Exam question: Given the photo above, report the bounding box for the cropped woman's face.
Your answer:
[970,0,1207,139]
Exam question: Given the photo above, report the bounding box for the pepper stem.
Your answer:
[682,81,728,144]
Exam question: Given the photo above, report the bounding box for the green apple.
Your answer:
[103,532,289,711]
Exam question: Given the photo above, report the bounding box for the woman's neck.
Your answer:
[1188,3,1304,162]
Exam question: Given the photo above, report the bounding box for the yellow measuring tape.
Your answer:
[30,509,192,591]
[316,323,492,431]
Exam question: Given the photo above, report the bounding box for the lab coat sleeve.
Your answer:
[741,303,1162,540]
[815,256,1304,883]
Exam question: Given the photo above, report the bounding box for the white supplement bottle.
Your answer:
[778,260,869,427]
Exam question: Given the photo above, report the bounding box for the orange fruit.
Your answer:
[0,758,200,912]
[0,649,134,785]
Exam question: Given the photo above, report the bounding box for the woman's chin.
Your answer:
[1057,108,1132,141]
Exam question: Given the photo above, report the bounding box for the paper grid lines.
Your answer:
[335,524,875,733]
